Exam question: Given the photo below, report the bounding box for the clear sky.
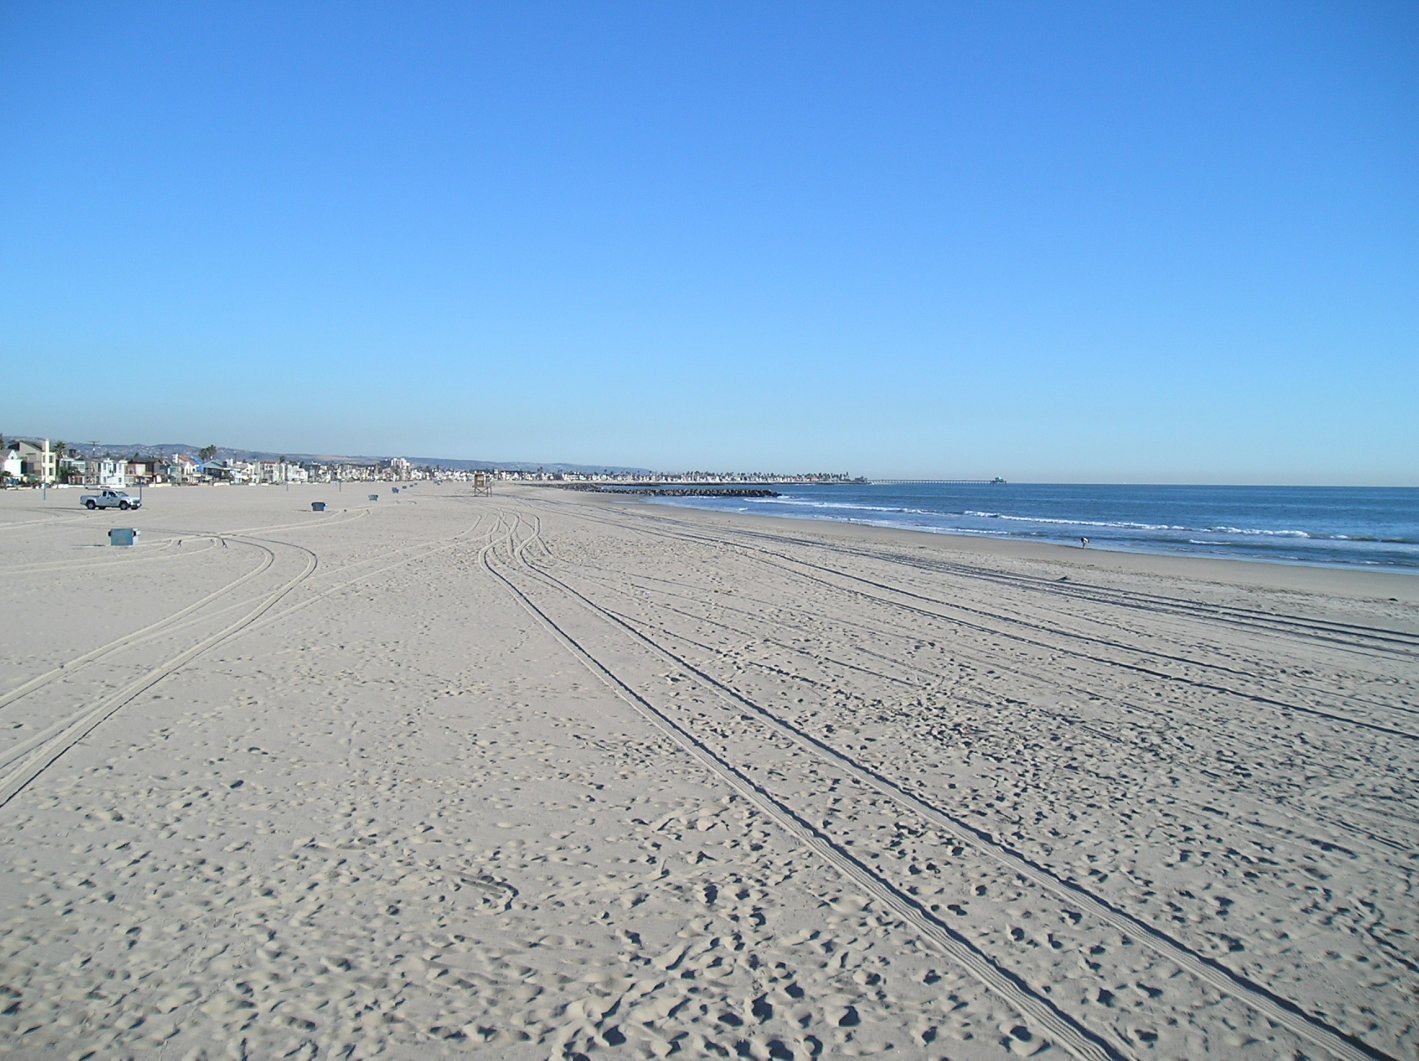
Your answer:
[2,1,1415,483]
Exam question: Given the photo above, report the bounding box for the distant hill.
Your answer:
[405,456,655,475]
[58,441,652,476]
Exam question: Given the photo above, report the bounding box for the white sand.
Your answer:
[1,482,1415,1058]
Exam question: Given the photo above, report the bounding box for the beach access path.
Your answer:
[0,483,1415,1059]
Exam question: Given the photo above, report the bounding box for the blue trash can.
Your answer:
[368,494,379,501]
[311,502,326,512]
[108,528,138,547]
[392,487,399,493]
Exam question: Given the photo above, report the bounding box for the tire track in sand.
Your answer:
[0,536,318,811]
[481,512,1122,1061]
[507,509,1386,1061]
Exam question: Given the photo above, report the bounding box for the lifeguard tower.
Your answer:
[472,472,492,497]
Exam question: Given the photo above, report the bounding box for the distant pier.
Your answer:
[869,478,1007,486]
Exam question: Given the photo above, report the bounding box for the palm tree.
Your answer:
[52,441,68,484]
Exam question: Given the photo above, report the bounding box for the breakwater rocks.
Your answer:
[622,487,779,498]
[553,484,780,498]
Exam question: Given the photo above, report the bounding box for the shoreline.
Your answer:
[593,487,1419,609]
[621,482,1419,581]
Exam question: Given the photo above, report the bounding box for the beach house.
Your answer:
[84,458,128,488]
[11,439,56,484]
[1,445,23,483]
[159,456,200,484]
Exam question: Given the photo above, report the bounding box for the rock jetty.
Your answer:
[553,484,780,498]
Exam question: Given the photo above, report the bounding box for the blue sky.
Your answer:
[3,1,1415,483]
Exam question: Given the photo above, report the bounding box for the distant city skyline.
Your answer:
[3,3,1415,486]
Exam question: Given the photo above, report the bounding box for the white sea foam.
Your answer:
[697,499,1357,547]
[1209,526,1311,538]
[966,511,1189,532]
[760,498,934,516]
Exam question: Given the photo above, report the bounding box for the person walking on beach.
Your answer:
[1080,536,1089,548]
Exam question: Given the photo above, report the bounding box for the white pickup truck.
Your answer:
[80,489,142,511]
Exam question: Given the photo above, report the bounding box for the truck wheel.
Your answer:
[119,501,130,510]
[86,500,97,510]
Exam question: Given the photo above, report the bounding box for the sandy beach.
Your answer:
[1,481,1415,1059]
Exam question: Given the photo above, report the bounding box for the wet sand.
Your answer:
[1,482,1415,1058]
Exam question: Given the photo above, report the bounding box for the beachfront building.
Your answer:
[108,460,128,487]
[11,439,56,484]
[89,458,127,488]
[203,459,246,483]
[302,461,379,483]
[57,456,86,484]
[1,446,23,483]
[252,461,310,484]
[159,456,200,484]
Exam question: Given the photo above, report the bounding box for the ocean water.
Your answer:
[643,483,1419,573]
